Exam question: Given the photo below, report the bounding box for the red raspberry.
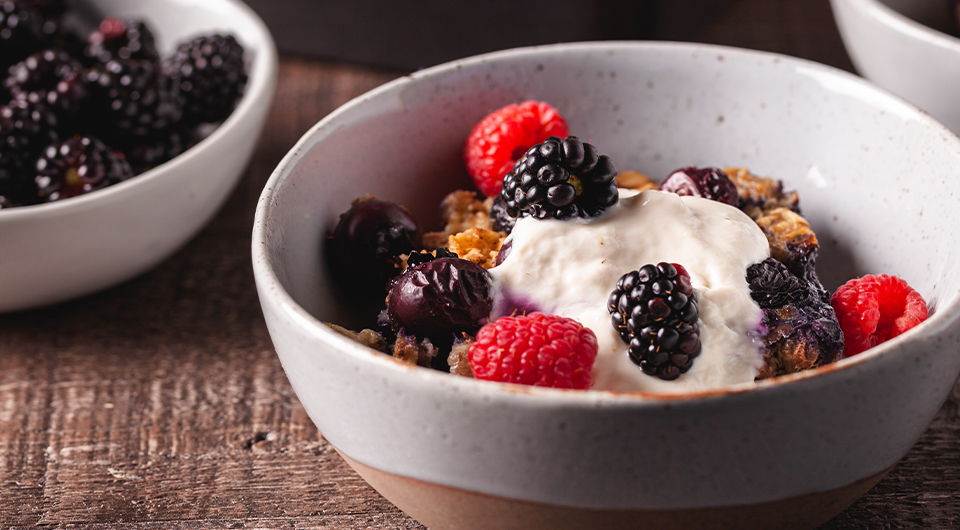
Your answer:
[830,274,928,356]
[468,312,598,389]
[463,101,569,198]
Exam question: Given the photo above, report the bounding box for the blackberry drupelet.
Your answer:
[0,98,58,205]
[659,166,739,206]
[500,135,618,221]
[608,262,702,380]
[163,34,246,125]
[84,18,158,64]
[34,134,133,202]
[488,194,517,233]
[85,58,182,141]
[0,0,44,69]
[4,48,88,116]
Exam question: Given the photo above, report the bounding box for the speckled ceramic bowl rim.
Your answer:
[0,0,277,221]
[845,0,960,52]
[253,40,960,404]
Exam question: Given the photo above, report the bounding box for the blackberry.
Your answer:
[659,166,739,206]
[746,258,808,309]
[488,194,516,233]
[34,134,133,202]
[500,135,618,221]
[84,18,158,64]
[122,128,188,174]
[85,58,182,141]
[3,48,88,116]
[0,0,44,69]
[163,34,247,125]
[0,98,58,205]
[608,262,701,380]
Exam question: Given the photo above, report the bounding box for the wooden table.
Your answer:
[3,1,958,527]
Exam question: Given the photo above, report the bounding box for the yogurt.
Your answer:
[491,190,771,393]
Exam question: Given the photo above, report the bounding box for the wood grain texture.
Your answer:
[1,1,958,528]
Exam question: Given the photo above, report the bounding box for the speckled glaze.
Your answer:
[253,43,960,529]
[0,0,277,312]
[832,0,960,133]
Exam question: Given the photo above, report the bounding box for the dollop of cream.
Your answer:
[490,190,771,393]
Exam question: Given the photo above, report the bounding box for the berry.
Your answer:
[0,98,58,205]
[658,166,739,206]
[326,199,419,299]
[500,135,618,221]
[3,48,88,116]
[488,194,517,233]
[746,257,808,309]
[122,128,188,174]
[608,262,701,380]
[468,312,598,389]
[84,18,158,64]
[463,100,568,197]
[34,134,133,202]
[163,34,247,125]
[406,247,457,268]
[85,58,183,141]
[0,0,44,69]
[830,274,927,356]
[387,257,493,337]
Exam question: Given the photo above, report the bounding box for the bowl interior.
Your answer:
[261,42,960,343]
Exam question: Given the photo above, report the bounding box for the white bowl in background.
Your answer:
[253,42,960,529]
[0,0,277,312]
[832,0,960,133]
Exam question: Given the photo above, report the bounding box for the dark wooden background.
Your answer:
[3,0,959,528]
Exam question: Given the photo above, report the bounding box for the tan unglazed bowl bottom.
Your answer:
[339,450,889,530]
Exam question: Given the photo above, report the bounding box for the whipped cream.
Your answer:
[490,190,771,394]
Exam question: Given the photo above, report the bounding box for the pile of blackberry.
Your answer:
[0,1,247,208]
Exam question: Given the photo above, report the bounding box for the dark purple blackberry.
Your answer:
[747,257,844,378]
[0,0,45,69]
[84,18,158,64]
[0,98,58,205]
[386,256,493,337]
[326,199,419,300]
[746,258,809,309]
[659,166,739,206]
[84,58,182,141]
[163,34,247,125]
[488,194,516,233]
[3,48,88,116]
[122,128,188,174]
[608,262,701,380]
[34,134,133,202]
[500,135,618,221]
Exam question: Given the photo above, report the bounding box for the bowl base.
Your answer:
[339,450,888,530]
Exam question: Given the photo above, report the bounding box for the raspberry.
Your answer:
[463,100,568,198]
[468,312,597,389]
[830,274,928,356]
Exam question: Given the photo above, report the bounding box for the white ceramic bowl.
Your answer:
[253,42,960,529]
[0,0,277,312]
[832,0,960,133]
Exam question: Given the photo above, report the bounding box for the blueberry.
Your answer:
[325,199,418,300]
[659,167,739,206]
[387,257,493,337]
